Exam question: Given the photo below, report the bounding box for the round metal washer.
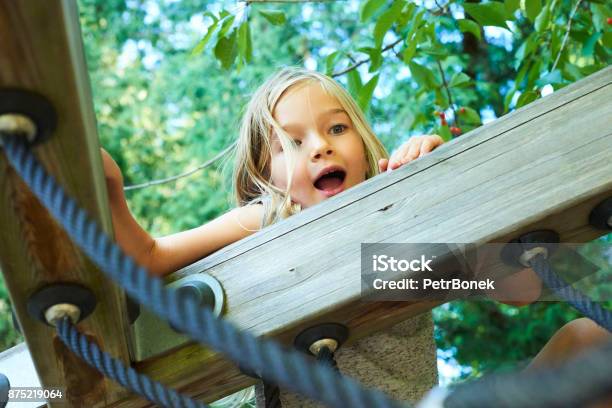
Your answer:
[26,283,96,327]
[500,230,560,268]
[0,89,57,145]
[294,323,349,355]
[167,274,225,318]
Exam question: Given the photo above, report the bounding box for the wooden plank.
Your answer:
[109,67,611,407]
[0,1,134,406]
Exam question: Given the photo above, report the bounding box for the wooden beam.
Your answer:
[0,2,135,406]
[111,66,611,406]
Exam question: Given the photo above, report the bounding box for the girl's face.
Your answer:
[270,81,368,209]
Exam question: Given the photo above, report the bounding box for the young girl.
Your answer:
[102,67,610,406]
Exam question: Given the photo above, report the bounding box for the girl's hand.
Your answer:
[378,134,444,173]
[101,148,123,183]
[100,148,125,201]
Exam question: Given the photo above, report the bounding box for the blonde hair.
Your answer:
[232,66,388,226]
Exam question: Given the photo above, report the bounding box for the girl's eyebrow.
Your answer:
[322,108,348,116]
[277,108,349,130]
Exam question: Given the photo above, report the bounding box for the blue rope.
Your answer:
[56,317,205,408]
[529,255,612,332]
[0,135,406,408]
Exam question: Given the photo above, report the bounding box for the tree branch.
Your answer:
[551,0,583,73]
[331,37,403,77]
[123,141,237,191]
[436,60,460,128]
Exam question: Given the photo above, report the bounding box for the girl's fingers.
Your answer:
[378,158,389,173]
[419,139,434,157]
[403,138,422,165]
[388,135,445,171]
[388,144,408,170]
[430,134,444,148]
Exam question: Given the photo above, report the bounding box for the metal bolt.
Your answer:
[308,338,338,356]
[518,246,549,268]
[0,114,37,142]
[44,303,81,327]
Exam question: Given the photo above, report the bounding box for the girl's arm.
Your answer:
[101,148,263,277]
[150,205,263,275]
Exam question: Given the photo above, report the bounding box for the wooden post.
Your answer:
[0,2,135,406]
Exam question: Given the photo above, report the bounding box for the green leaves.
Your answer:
[521,0,542,23]
[183,0,606,146]
[359,46,383,72]
[347,69,363,100]
[214,30,237,70]
[463,1,509,29]
[514,32,538,69]
[191,13,221,56]
[402,41,418,64]
[360,0,386,22]
[403,9,425,63]
[516,89,539,108]
[535,69,562,87]
[590,3,611,32]
[357,74,379,112]
[458,19,482,40]
[409,61,439,88]
[346,70,378,112]
[373,0,405,49]
[258,9,286,26]
[449,72,472,88]
[437,124,452,142]
[191,10,244,70]
[237,21,253,64]
[218,14,236,37]
[505,0,520,15]
[325,50,341,76]
[434,88,449,109]
[534,2,551,33]
[458,106,481,125]
[192,5,288,70]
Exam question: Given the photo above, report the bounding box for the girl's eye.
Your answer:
[330,124,347,135]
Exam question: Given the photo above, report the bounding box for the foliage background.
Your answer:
[0,0,610,399]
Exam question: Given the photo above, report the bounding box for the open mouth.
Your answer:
[314,170,346,193]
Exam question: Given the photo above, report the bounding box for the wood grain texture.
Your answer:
[0,2,133,406]
[112,67,612,407]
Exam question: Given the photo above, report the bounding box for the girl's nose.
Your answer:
[312,148,333,160]
[310,134,333,161]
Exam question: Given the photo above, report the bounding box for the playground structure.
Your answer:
[0,1,611,407]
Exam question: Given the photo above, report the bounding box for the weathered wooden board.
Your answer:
[114,67,611,407]
[0,2,134,406]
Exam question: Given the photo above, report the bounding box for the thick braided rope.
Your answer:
[56,317,205,407]
[263,345,339,407]
[0,135,406,408]
[316,346,339,371]
[530,255,612,332]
